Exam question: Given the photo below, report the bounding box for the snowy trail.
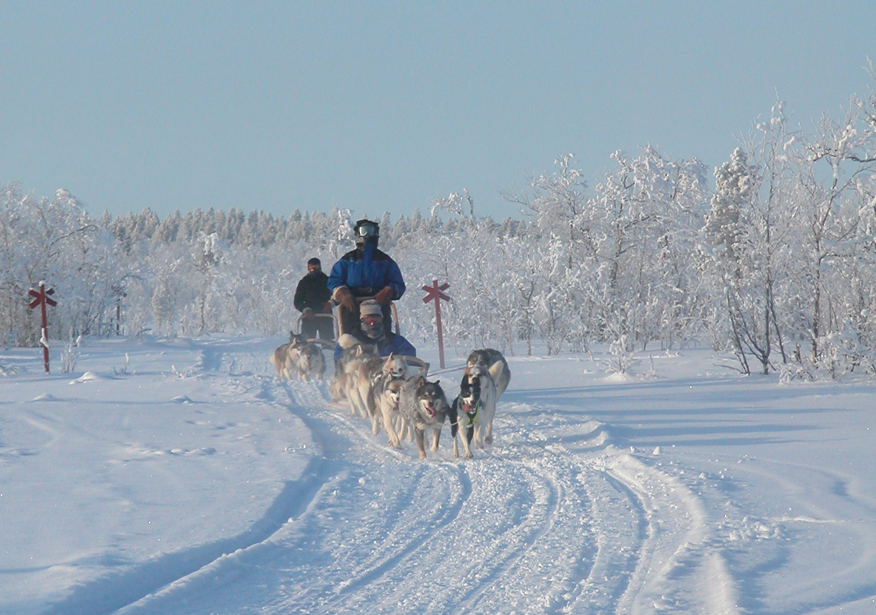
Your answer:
[121,366,720,615]
[7,339,876,615]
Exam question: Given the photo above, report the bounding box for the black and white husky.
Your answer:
[399,376,451,459]
[466,348,510,399]
[452,364,498,458]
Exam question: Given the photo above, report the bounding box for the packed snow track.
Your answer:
[111,358,741,614]
[6,338,876,615]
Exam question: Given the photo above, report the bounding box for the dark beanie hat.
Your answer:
[307,257,321,267]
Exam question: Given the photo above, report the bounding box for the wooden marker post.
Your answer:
[422,280,451,369]
[28,281,57,373]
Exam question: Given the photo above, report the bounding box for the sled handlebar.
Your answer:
[295,312,339,343]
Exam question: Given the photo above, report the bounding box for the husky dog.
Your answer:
[466,348,511,399]
[344,354,387,423]
[296,341,326,381]
[342,351,428,432]
[269,331,308,380]
[370,373,406,447]
[452,365,498,457]
[399,376,451,459]
[329,334,378,402]
[376,355,428,443]
[384,353,430,379]
[370,354,428,440]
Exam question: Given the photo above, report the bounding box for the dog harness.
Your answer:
[460,399,482,426]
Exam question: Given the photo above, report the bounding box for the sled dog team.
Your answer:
[331,336,510,459]
[270,333,510,459]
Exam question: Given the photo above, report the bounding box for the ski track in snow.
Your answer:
[17,340,876,614]
[109,375,722,614]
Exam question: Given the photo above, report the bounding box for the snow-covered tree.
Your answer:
[798,92,876,370]
[716,103,798,374]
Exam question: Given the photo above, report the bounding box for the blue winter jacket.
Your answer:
[333,331,417,364]
[327,243,406,300]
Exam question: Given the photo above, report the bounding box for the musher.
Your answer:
[328,218,405,336]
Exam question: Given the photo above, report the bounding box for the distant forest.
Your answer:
[3,89,875,378]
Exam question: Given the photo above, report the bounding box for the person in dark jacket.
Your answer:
[328,219,405,336]
[294,258,334,340]
[333,300,416,364]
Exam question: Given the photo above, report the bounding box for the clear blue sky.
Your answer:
[2,1,874,221]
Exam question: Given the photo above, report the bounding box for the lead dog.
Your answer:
[466,348,510,399]
[366,354,430,443]
[269,331,308,380]
[399,376,451,459]
[452,364,498,457]
[346,352,431,431]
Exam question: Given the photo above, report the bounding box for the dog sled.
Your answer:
[294,312,339,346]
[294,297,400,343]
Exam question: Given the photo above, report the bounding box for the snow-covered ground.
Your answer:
[2,336,876,615]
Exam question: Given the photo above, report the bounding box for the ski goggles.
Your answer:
[355,223,379,238]
[361,315,383,327]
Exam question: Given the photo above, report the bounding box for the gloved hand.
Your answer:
[302,308,314,318]
[374,286,394,306]
[333,286,357,312]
